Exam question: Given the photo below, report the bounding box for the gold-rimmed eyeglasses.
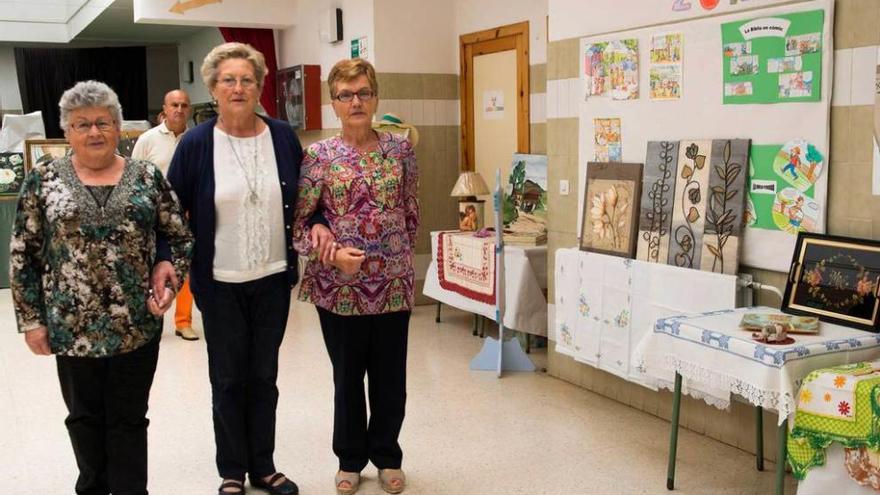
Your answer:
[70,120,116,134]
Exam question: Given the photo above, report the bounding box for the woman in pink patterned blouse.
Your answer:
[292,58,418,494]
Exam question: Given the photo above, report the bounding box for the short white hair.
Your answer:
[200,42,267,91]
[58,80,123,131]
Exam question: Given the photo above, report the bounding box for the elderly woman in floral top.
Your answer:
[9,80,192,495]
[293,58,419,495]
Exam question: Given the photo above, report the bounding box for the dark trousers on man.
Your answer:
[196,272,291,481]
[56,336,160,495]
[316,308,410,473]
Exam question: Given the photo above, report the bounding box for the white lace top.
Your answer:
[212,126,286,283]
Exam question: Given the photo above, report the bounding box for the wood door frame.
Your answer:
[459,21,530,172]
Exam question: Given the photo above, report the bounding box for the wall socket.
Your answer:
[560,179,570,195]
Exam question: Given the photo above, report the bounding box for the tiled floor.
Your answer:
[0,289,796,494]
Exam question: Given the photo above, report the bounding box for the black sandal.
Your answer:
[218,479,245,495]
[251,472,299,495]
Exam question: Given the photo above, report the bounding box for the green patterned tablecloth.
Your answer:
[788,361,880,479]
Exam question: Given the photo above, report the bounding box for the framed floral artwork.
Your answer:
[782,233,880,332]
[580,162,643,258]
[0,152,26,200]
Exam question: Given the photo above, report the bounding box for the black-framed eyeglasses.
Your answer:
[333,89,376,103]
[70,119,116,134]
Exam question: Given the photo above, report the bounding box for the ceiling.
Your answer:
[0,0,210,45]
[74,0,208,45]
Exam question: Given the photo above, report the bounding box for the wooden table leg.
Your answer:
[667,372,683,490]
[435,302,441,323]
[479,316,485,338]
[776,418,787,495]
[472,313,479,336]
[756,406,764,471]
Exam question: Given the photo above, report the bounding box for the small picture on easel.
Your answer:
[459,201,482,232]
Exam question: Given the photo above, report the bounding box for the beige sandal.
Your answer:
[378,468,406,494]
[335,470,360,495]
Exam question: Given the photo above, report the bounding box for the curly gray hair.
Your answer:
[58,80,123,131]
[200,42,267,91]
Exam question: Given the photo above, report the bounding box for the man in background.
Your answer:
[132,89,199,341]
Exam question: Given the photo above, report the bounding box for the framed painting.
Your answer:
[782,233,880,332]
[117,129,146,158]
[0,152,26,200]
[25,139,70,171]
[580,162,643,258]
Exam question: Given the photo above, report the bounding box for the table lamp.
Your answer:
[451,171,490,232]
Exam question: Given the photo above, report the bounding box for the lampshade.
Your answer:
[450,171,490,197]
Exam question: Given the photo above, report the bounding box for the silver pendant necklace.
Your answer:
[221,116,260,204]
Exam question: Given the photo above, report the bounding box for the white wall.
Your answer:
[454,0,548,65]
[177,27,225,104]
[373,0,456,73]
[0,48,23,110]
[278,0,375,81]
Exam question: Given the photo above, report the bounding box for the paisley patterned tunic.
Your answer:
[10,157,193,357]
[293,132,419,315]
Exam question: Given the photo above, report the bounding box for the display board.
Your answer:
[576,0,834,272]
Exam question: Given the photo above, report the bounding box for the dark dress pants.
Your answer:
[196,272,291,481]
[316,307,410,472]
[56,335,160,495]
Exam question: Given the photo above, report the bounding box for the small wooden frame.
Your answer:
[24,138,70,171]
[782,232,880,332]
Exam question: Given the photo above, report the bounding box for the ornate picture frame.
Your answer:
[782,233,880,332]
[0,152,26,200]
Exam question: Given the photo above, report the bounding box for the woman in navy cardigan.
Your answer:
[165,42,332,495]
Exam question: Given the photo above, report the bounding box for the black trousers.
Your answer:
[56,336,160,495]
[196,272,291,481]
[316,307,410,472]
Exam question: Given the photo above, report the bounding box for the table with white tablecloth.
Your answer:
[422,230,547,337]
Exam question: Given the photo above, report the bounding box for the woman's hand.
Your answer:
[147,287,175,316]
[310,223,336,264]
[329,245,365,275]
[24,326,51,355]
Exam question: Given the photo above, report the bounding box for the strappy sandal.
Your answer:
[218,479,244,495]
[335,470,361,495]
[378,468,406,494]
[251,472,299,495]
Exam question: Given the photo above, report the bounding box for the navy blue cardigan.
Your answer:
[161,116,315,299]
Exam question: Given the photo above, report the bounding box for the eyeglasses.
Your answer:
[333,89,376,103]
[218,76,258,89]
[70,120,116,134]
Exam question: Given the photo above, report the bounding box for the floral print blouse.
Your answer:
[10,157,193,357]
[293,132,419,315]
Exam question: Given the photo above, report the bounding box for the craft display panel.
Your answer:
[637,141,680,264]
[747,143,818,234]
[117,130,145,158]
[783,234,880,331]
[699,139,750,274]
[668,140,712,269]
[721,9,824,104]
[582,39,639,100]
[580,162,643,258]
[503,153,548,226]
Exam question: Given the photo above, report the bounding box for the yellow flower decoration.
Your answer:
[834,375,847,388]
[800,389,813,403]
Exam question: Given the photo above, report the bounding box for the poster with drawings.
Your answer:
[582,39,639,100]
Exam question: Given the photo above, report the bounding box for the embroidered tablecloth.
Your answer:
[437,231,496,304]
[554,248,738,384]
[787,361,880,482]
[633,307,880,425]
[423,231,548,336]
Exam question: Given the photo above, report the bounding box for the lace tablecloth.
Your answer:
[633,307,880,425]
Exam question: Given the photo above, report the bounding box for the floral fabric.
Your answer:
[10,157,193,357]
[293,132,419,315]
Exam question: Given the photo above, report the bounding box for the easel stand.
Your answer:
[469,169,535,376]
